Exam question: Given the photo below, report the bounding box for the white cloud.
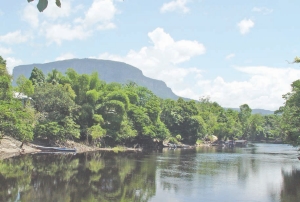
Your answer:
[98,27,205,92]
[226,53,235,60]
[0,31,29,44]
[99,35,298,110]
[0,47,13,56]
[196,66,300,110]
[160,0,190,13]
[237,19,255,35]
[22,4,39,28]
[6,57,23,75]
[90,26,299,110]
[43,0,72,20]
[41,0,118,45]
[75,0,117,28]
[252,7,273,15]
[55,53,75,61]
[174,87,199,100]
[97,22,116,30]
[42,23,91,45]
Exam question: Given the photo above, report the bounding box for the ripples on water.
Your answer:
[0,143,299,202]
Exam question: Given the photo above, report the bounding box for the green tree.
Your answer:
[86,89,99,106]
[144,97,160,123]
[46,69,64,85]
[248,114,265,141]
[89,72,104,91]
[0,63,12,101]
[278,79,300,144]
[0,100,36,142]
[98,100,126,130]
[29,67,45,86]
[105,91,130,110]
[263,114,283,141]
[32,83,80,142]
[238,104,252,139]
[87,124,106,145]
[128,105,152,137]
[224,109,242,139]
[15,75,34,96]
[0,56,6,66]
[75,74,91,104]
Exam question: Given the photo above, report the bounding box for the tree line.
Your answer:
[1,55,299,146]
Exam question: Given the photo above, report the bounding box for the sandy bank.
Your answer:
[0,136,39,160]
[0,136,142,160]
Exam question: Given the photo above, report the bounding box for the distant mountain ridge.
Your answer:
[12,58,179,100]
[12,58,274,115]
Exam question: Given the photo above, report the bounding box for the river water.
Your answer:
[0,143,299,202]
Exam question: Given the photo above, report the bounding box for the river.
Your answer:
[0,143,299,202]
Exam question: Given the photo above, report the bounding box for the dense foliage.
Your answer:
[2,55,300,146]
[0,57,36,142]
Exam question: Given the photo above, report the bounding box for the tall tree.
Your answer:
[32,83,80,142]
[0,56,6,66]
[29,67,45,86]
[0,56,35,141]
[16,75,34,96]
[248,114,265,140]
[0,59,12,101]
[279,80,300,144]
[46,69,64,85]
[238,104,252,138]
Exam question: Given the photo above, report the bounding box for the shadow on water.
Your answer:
[280,168,300,202]
[0,151,156,202]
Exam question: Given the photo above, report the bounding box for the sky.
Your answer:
[1,0,300,111]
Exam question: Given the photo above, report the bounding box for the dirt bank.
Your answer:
[0,136,142,160]
[0,136,39,160]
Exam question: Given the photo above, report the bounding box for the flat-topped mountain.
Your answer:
[12,58,274,115]
[12,58,179,100]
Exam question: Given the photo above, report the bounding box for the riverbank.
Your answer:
[0,136,142,160]
[0,136,39,160]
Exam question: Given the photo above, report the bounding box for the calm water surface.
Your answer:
[0,143,300,202]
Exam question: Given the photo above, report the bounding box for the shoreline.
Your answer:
[1,136,209,160]
[0,136,142,160]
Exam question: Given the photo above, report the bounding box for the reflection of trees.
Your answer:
[0,156,33,202]
[158,149,197,191]
[158,147,259,193]
[280,168,300,202]
[0,152,157,202]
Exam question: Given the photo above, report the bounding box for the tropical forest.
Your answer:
[1,55,300,148]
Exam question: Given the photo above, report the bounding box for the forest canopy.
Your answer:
[1,55,299,146]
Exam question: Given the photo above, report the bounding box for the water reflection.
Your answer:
[0,144,300,202]
[280,168,300,202]
[151,144,300,202]
[0,152,156,202]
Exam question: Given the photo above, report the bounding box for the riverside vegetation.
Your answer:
[1,55,300,151]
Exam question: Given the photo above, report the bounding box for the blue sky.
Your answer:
[1,0,300,110]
